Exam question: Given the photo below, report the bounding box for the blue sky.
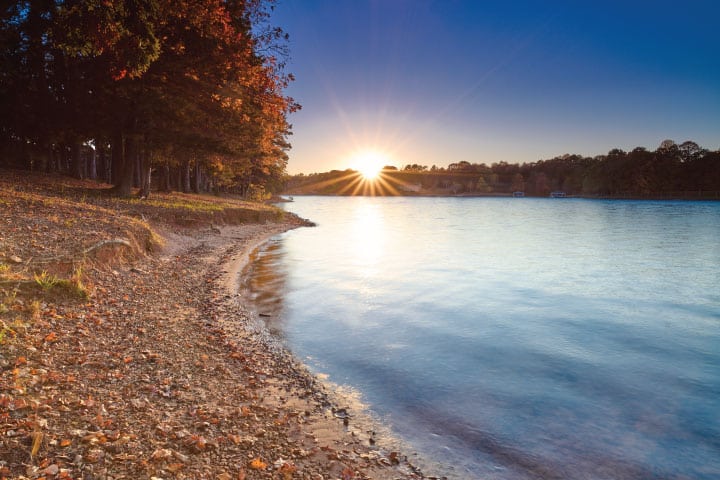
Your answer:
[270,0,720,174]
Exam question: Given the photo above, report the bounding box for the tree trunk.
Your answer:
[36,143,49,173]
[138,150,152,198]
[44,145,54,173]
[133,151,142,188]
[159,163,171,192]
[111,132,123,185]
[113,134,136,197]
[71,141,83,179]
[89,145,97,180]
[173,165,181,191]
[97,146,108,183]
[193,162,202,193]
[182,160,191,193]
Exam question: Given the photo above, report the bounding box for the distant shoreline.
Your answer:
[281,192,720,201]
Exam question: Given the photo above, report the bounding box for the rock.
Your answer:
[150,448,173,461]
[172,450,190,463]
[85,448,104,463]
[8,255,21,264]
[43,464,59,476]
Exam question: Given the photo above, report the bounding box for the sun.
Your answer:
[350,150,389,180]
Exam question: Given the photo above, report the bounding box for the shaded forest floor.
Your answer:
[0,170,425,480]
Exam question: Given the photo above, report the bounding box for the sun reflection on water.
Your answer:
[349,201,385,273]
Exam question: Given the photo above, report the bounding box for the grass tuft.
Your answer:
[34,271,60,290]
[33,270,89,300]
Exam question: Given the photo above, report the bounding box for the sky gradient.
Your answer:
[270,0,720,174]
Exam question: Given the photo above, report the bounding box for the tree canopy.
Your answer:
[0,0,298,197]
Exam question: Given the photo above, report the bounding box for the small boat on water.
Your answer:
[550,191,567,198]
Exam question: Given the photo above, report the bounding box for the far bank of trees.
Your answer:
[286,140,720,198]
[0,0,298,198]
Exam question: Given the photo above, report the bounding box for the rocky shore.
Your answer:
[0,172,426,479]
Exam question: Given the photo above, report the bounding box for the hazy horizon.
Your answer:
[271,0,720,175]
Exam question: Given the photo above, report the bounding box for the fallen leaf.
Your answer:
[150,448,173,461]
[249,458,267,470]
[279,462,297,480]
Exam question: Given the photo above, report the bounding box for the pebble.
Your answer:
[43,464,59,476]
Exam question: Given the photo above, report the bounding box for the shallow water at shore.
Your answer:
[245,196,720,479]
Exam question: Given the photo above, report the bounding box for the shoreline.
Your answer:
[282,192,720,201]
[170,218,428,479]
[0,176,426,478]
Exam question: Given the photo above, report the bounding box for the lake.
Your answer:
[243,196,720,479]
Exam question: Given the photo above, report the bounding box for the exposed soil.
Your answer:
[0,170,427,480]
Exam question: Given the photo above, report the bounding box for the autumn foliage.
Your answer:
[0,0,298,197]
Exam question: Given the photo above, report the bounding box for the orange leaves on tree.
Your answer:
[44,332,58,343]
[112,69,128,81]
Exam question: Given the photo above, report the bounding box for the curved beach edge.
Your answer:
[192,217,429,479]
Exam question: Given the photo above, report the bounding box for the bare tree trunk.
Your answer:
[133,151,141,188]
[71,141,83,179]
[193,162,202,193]
[159,163,171,192]
[48,145,60,173]
[45,145,54,173]
[97,146,108,183]
[111,132,123,185]
[138,150,152,198]
[182,160,191,193]
[89,145,97,180]
[174,166,182,191]
[37,143,50,173]
[113,134,136,197]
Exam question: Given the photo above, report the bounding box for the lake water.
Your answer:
[243,196,720,479]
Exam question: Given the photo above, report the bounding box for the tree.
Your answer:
[0,0,298,198]
[510,173,525,192]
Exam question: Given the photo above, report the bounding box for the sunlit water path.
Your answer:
[243,196,720,479]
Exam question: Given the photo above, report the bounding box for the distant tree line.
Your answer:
[286,140,720,198]
[0,0,298,198]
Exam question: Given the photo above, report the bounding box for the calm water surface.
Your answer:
[245,196,720,479]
